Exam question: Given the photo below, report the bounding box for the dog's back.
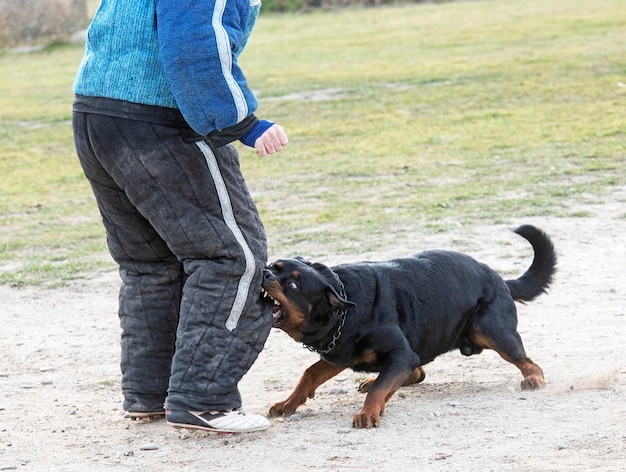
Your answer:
[332,225,556,364]
[333,250,508,363]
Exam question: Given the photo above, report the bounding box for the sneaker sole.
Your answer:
[167,420,269,433]
[126,412,166,420]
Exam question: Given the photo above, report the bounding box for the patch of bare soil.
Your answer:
[1,188,625,471]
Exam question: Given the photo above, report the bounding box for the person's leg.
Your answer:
[74,112,272,430]
[105,195,183,416]
[73,111,182,416]
[162,141,272,432]
[163,141,271,412]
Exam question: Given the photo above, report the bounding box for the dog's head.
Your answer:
[262,257,355,342]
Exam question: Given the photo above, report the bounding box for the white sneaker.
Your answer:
[166,409,271,433]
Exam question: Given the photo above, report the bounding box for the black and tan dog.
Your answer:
[262,225,557,428]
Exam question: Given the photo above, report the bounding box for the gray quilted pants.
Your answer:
[73,98,271,412]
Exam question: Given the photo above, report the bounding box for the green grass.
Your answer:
[1,0,624,286]
[0,45,112,286]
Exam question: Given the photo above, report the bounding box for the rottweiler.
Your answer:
[261,225,557,428]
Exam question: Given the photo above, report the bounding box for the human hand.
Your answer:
[254,124,288,156]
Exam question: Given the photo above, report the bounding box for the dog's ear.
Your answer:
[309,262,357,309]
[294,256,312,265]
[313,288,355,327]
[326,287,357,308]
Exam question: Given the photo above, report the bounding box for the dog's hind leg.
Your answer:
[405,365,427,385]
[469,325,545,390]
[468,300,545,390]
[512,357,545,390]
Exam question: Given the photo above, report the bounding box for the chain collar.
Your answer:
[304,307,347,355]
[303,279,349,355]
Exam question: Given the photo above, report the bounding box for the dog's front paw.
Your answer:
[269,395,307,417]
[269,400,293,417]
[352,408,382,429]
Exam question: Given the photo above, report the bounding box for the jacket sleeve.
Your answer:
[155,0,259,136]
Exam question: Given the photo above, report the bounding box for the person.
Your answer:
[72,0,288,433]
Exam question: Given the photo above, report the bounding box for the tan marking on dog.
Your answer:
[467,327,545,389]
[359,366,425,394]
[404,366,426,385]
[514,358,545,390]
[358,349,378,365]
[263,279,312,341]
[353,370,411,428]
[467,328,496,350]
[269,360,346,417]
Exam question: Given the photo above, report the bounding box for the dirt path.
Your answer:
[1,188,625,471]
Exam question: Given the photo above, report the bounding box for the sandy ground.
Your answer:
[1,187,625,472]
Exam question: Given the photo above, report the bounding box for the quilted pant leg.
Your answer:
[73,112,271,412]
[73,112,182,412]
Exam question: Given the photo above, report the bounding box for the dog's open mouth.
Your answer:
[261,288,287,328]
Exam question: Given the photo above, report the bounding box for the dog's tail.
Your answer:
[506,225,557,302]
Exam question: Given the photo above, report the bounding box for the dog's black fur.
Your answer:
[262,225,557,428]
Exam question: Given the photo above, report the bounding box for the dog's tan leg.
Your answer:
[357,377,376,393]
[352,371,410,429]
[469,327,545,390]
[269,359,345,417]
[404,366,426,386]
[512,358,545,390]
[353,389,388,428]
[358,366,425,393]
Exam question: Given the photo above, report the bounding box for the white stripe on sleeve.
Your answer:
[212,0,248,122]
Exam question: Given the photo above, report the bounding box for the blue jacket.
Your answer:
[74,0,269,142]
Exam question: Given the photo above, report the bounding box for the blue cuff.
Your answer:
[240,120,275,148]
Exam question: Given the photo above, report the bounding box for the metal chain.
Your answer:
[305,278,349,355]
[306,308,347,355]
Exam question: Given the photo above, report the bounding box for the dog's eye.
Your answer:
[288,282,299,290]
